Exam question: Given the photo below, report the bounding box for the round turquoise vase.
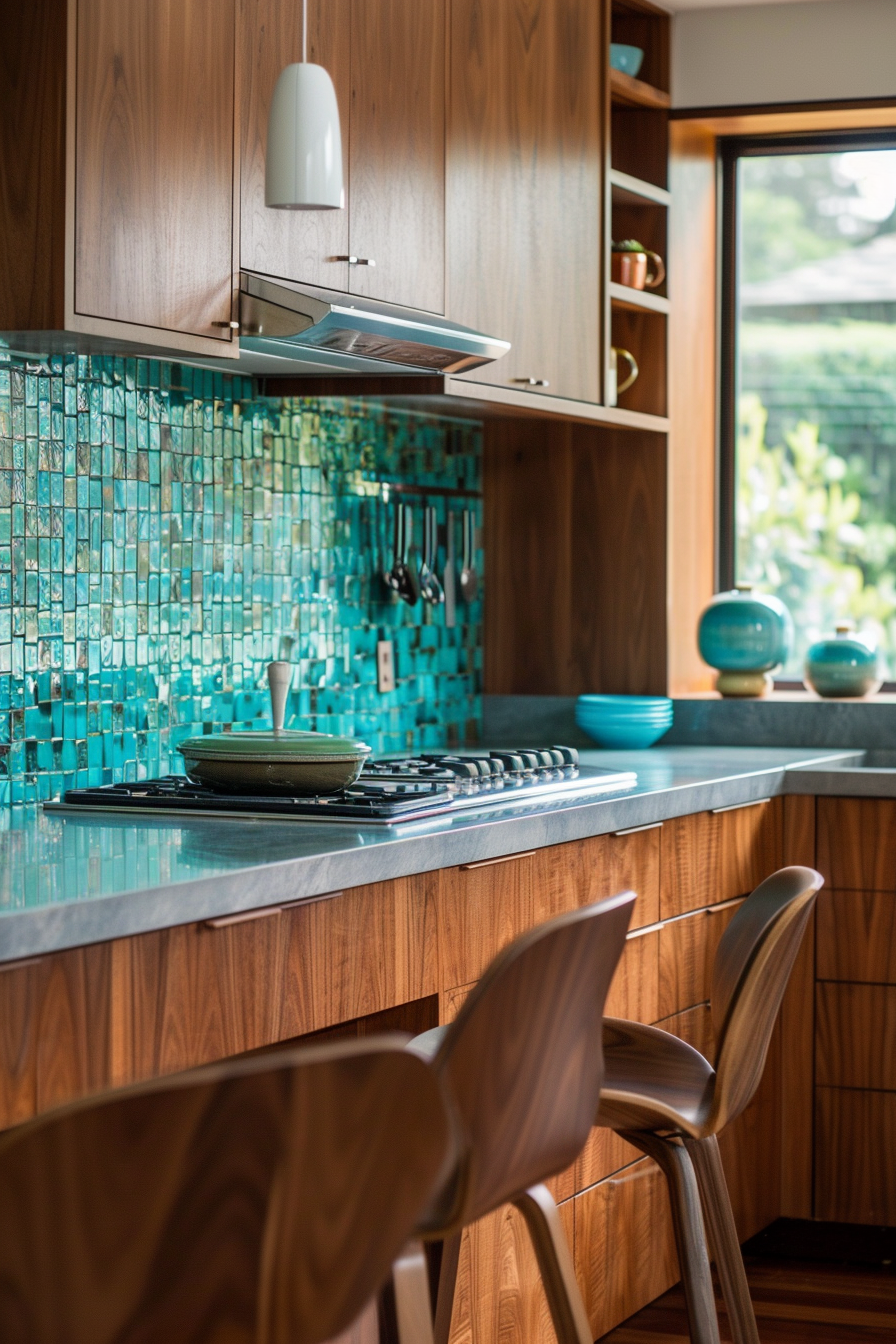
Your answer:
[804,625,882,699]
[697,584,794,697]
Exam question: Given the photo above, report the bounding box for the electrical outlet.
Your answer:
[376,639,396,693]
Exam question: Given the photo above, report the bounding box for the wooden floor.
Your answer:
[600,1258,896,1341]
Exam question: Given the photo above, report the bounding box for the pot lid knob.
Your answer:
[267,661,293,734]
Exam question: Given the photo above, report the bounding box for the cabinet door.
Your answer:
[74,0,238,348]
[349,0,446,313]
[448,0,602,401]
[241,0,351,293]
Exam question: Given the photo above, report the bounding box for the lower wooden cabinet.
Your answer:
[815,1087,896,1224]
[662,798,782,918]
[573,1158,678,1340]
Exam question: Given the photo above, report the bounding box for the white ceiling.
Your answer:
[660,0,835,10]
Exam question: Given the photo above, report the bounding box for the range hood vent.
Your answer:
[239,272,510,376]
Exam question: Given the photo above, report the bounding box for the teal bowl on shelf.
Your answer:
[804,625,882,699]
[610,43,645,78]
[575,695,673,750]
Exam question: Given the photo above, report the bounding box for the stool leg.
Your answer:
[392,1238,437,1344]
[514,1183,593,1344]
[432,1233,462,1344]
[685,1135,760,1344]
[621,1132,721,1344]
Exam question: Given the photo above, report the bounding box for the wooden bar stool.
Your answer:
[408,889,636,1344]
[0,1035,452,1344]
[595,864,824,1344]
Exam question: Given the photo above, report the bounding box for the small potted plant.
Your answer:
[611,239,665,291]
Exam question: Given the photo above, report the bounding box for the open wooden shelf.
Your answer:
[610,168,671,208]
[609,282,670,315]
[610,68,670,110]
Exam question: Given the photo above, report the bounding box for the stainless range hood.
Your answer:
[238,271,510,377]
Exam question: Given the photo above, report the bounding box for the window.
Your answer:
[721,132,896,681]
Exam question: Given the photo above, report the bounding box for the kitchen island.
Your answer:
[0,743,890,1341]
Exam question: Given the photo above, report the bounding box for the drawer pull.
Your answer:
[613,822,663,837]
[460,851,537,871]
[333,255,376,267]
[710,798,770,815]
[0,956,44,974]
[627,920,662,940]
[205,904,283,930]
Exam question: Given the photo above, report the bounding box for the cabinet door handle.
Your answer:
[710,798,770,815]
[460,851,537,871]
[333,255,377,267]
[212,320,240,330]
[511,377,550,388]
[205,904,283,929]
[613,822,663,837]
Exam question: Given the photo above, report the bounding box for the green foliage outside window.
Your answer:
[737,391,896,677]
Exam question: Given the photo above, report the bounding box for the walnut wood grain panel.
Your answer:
[0,946,112,1129]
[657,901,742,1020]
[348,0,445,313]
[447,1198,575,1344]
[532,828,661,929]
[240,0,351,291]
[610,308,667,419]
[483,419,667,696]
[448,0,602,400]
[817,889,896,983]
[667,126,716,692]
[605,929,660,1023]
[74,0,237,339]
[779,795,817,1219]
[568,426,668,695]
[815,1086,896,1225]
[662,798,783,919]
[816,981,896,1091]
[114,913,287,1082]
[437,852,536,989]
[0,0,67,329]
[281,877,438,1039]
[574,1128,643,1196]
[573,1157,678,1339]
[816,797,896,892]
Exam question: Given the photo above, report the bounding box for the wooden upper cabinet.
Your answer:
[448,0,604,402]
[348,0,446,313]
[240,0,352,294]
[0,0,239,356]
[241,0,446,314]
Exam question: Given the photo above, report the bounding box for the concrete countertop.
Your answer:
[0,746,865,964]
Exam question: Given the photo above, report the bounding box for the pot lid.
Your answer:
[177,730,372,764]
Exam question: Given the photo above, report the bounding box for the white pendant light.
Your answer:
[265,0,344,210]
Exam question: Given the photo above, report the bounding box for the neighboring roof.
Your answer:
[741,233,896,309]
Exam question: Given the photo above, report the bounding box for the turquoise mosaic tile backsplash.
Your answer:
[0,351,482,807]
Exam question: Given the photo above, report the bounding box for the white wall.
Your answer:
[672,0,896,109]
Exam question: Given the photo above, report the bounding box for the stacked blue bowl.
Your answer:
[575,695,673,750]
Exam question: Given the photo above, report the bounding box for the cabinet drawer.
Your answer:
[605,928,659,1024]
[817,798,896,891]
[573,827,661,930]
[815,1087,896,1224]
[572,1157,678,1339]
[816,982,896,1090]
[662,799,782,918]
[437,851,537,987]
[817,889,896,982]
[657,900,742,1019]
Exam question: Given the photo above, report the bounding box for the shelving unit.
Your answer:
[607,0,670,420]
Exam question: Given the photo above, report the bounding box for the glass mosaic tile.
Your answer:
[0,351,482,811]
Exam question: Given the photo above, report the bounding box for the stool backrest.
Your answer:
[430,890,635,1227]
[0,1037,451,1344]
[709,865,823,1132]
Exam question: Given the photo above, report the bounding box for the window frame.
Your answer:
[718,127,896,685]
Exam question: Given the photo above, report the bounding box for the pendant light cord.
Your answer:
[302,0,308,62]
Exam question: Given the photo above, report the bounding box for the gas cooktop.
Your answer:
[49,748,637,826]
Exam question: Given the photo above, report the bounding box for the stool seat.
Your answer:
[597,1018,715,1139]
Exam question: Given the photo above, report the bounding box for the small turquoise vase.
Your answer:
[804,624,882,699]
[697,584,794,697]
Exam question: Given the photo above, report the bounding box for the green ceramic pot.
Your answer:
[697,583,794,697]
